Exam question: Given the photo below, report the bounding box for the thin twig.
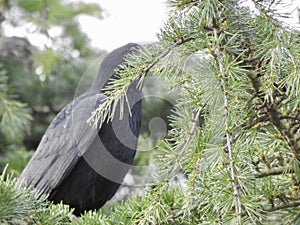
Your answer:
[171,106,203,175]
[179,106,203,156]
[213,28,243,222]
[140,181,169,225]
[141,36,196,76]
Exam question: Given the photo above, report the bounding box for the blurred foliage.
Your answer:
[0,0,105,172]
[0,147,33,177]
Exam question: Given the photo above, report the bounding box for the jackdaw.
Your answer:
[19,43,142,215]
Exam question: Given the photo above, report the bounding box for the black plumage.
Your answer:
[19,43,142,215]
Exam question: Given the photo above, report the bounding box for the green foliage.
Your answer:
[0,168,115,224]
[0,99,31,139]
[17,0,102,22]
[0,66,32,141]
[34,49,61,78]
[73,210,110,225]
[0,147,33,177]
[18,0,44,13]
[0,167,44,224]
[0,167,76,224]
[14,0,102,57]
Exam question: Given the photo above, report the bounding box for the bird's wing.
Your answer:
[19,91,105,195]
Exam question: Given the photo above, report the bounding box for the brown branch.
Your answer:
[231,114,269,143]
[254,165,294,178]
[264,200,300,212]
[247,68,300,161]
[266,103,300,158]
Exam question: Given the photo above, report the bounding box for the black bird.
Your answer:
[19,43,142,215]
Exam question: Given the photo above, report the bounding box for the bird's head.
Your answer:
[90,43,140,91]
